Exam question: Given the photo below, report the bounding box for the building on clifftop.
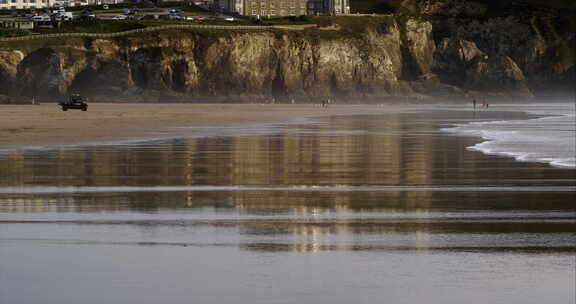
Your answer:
[0,0,55,10]
[215,0,349,17]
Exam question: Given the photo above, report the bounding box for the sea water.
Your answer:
[442,103,576,168]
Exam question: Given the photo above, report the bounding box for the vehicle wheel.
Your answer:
[62,106,68,111]
[82,106,87,111]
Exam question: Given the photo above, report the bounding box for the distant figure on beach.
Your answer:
[484,100,489,108]
[472,99,477,109]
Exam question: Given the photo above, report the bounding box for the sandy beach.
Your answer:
[0,103,422,149]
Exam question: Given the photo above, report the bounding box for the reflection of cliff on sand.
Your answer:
[1,111,573,215]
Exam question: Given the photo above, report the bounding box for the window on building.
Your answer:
[251,9,257,14]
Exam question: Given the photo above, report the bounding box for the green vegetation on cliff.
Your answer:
[37,20,146,34]
[351,0,576,14]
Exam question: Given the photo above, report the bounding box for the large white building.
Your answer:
[0,0,54,10]
[0,0,91,10]
[215,0,349,16]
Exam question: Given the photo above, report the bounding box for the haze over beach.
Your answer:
[1,0,575,303]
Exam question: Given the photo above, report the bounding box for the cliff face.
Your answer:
[0,13,573,103]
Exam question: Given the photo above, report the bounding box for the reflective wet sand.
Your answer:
[1,110,574,304]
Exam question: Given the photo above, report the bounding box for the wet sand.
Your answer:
[0,103,424,149]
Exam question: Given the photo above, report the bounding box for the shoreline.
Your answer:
[1,103,432,150]
[3,103,572,169]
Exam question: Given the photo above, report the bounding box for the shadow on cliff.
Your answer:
[0,9,573,103]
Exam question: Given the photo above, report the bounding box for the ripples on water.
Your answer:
[0,107,574,304]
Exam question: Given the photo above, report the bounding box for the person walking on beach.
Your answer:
[472,99,477,109]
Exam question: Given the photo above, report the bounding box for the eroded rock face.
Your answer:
[465,55,532,97]
[402,19,436,78]
[70,60,132,98]
[0,14,571,102]
[16,48,66,98]
[0,50,24,95]
[434,38,485,85]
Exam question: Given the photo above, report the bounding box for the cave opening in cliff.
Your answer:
[271,64,287,100]
[400,46,423,81]
[70,68,98,96]
[0,70,11,96]
[329,73,344,98]
[171,60,188,93]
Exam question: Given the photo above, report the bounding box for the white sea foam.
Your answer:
[443,103,576,168]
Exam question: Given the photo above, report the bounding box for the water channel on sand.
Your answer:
[1,109,574,304]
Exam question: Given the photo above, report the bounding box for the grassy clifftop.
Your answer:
[351,0,576,14]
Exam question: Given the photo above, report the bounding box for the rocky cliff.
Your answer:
[0,10,573,103]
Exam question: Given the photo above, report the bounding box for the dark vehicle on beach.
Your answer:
[59,93,88,111]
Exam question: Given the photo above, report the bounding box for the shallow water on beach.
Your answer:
[0,108,575,304]
[444,103,576,168]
